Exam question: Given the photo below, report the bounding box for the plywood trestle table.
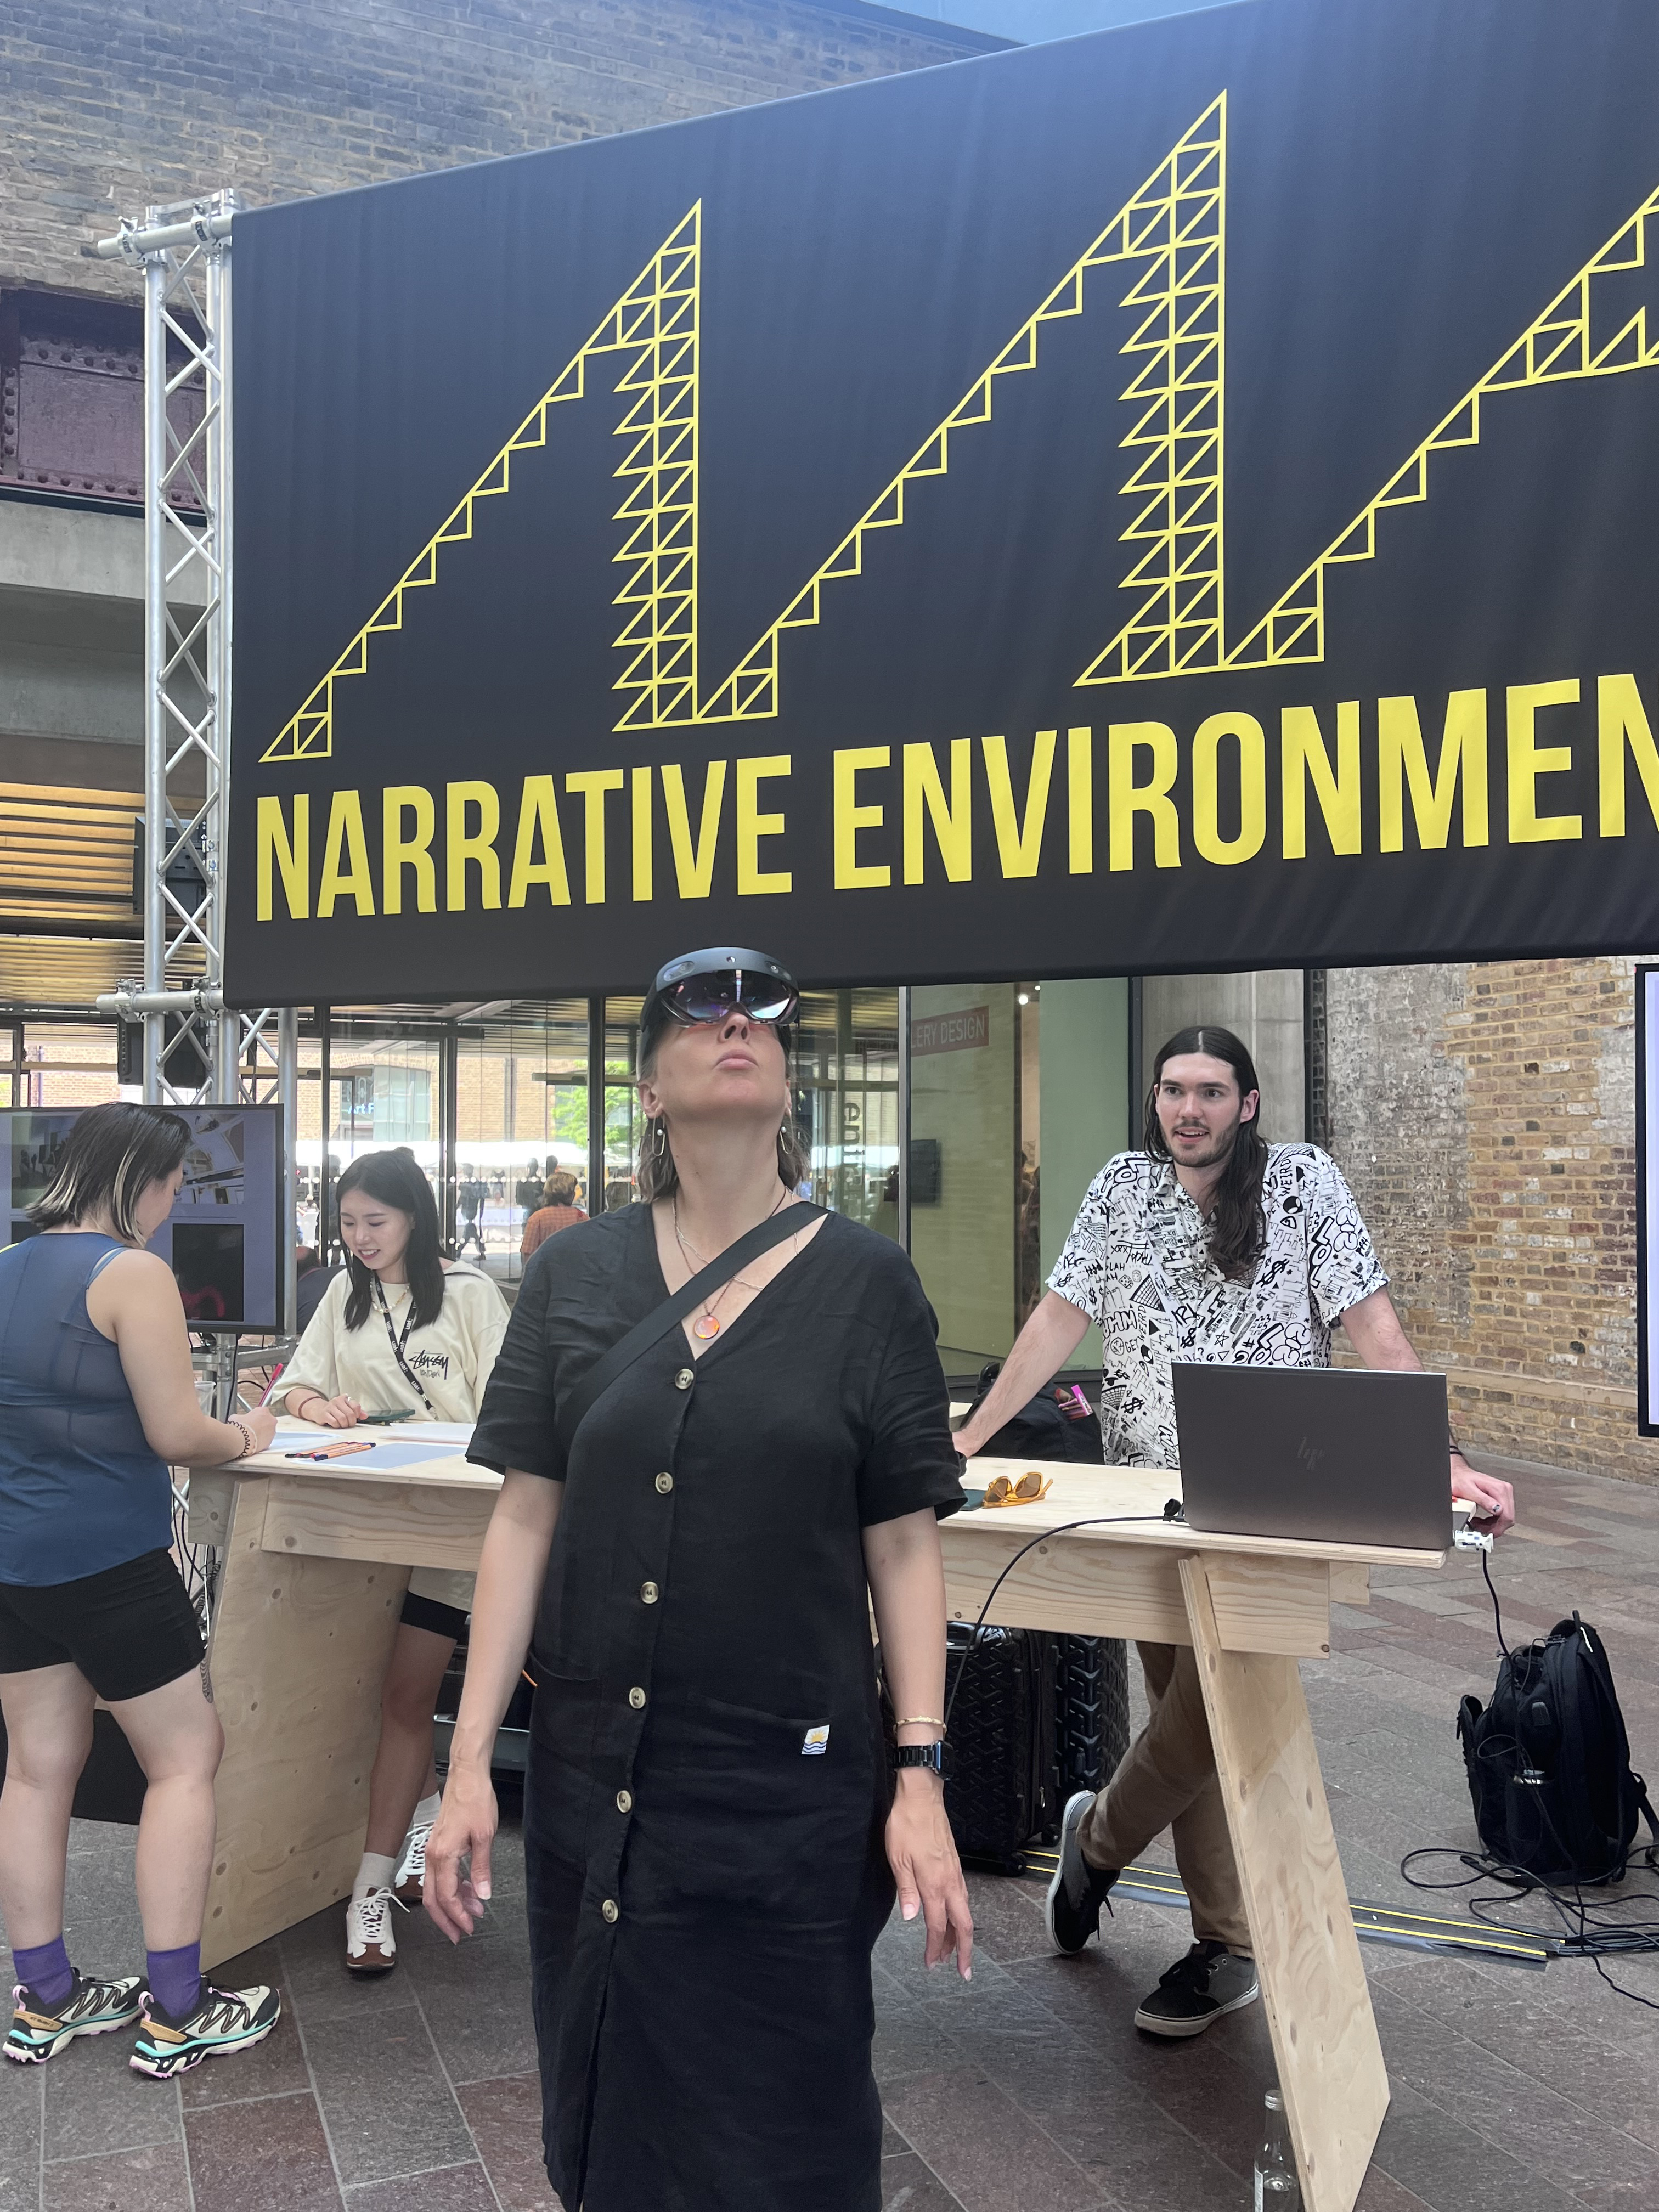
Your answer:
[186,1431,1443,2212]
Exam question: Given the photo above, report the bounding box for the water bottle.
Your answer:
[1254,2090,1299,2209]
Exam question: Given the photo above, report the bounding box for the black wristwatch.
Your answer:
[890,1742,945,1775]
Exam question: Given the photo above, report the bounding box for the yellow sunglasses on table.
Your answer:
[981,1470,1053,1508]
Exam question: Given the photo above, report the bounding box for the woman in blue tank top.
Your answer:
[0,1104,281,2079]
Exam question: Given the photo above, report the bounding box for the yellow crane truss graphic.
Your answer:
[262,103,1659,765]
[264,205,702,761]
[1218,180,1659,673]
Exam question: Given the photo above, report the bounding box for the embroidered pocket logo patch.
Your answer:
[802,1724,830,1756]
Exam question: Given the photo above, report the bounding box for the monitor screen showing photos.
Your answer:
[2,1104,284,1331]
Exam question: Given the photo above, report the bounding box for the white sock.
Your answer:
[353,1851,397,1900]
[410,1791,442,1832]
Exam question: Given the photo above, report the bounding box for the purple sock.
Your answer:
[146,1943,201,2021]
[13,1936,73,2007]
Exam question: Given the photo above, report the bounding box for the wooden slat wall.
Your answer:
[0,781,141,928]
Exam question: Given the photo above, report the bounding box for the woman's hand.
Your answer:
[297,1392,363,1428]
[424,1760,498,1943]
[229,1406,277,1457]
[885,1771,973,1979]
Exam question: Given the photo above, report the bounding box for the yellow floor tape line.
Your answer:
[1015,1852,1555,1970]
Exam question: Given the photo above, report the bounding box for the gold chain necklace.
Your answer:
[673,1188,791,1341]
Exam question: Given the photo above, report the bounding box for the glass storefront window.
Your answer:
[910,983,1019,1372]
[456,1002,590,1287]
[907,980,1131,1380]
[328,1024,444,1199]
[601,988,899,1231]
[794,989,899,1235]
[604,997,644,1211]
[16,1020,119,1109]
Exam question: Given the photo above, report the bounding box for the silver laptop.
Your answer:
[1170,1363,1453,1551]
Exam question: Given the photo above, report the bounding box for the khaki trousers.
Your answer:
[1077,1640,1252,1955]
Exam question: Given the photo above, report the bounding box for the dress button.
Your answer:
[616,1788,633,1813]
[640,1581,659,1605]
[674,1367,694,1390]
[628,1685,646,1709]
[655,1471,674,1493]
[601,1898,619,1923]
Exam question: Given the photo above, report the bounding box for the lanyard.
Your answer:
[374,1277,439,1415]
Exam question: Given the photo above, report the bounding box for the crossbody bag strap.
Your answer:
[556,1203,824,1457]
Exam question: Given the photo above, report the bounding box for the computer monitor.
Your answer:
[1,1103,285,1332]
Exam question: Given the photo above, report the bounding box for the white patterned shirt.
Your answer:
[1048,1145,1389,1469]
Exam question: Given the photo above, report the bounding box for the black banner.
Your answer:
[227,0,1659,1005]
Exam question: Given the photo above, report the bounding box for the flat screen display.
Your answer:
[1,1104,284,1332]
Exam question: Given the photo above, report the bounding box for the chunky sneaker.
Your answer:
[5,1972,144,2064]
[393,1818,435,1906]
[1045,1788,1120,1953]
[1133,1940,1260,2037]
[344,1885,401,1975]
[129,1980,280,2079]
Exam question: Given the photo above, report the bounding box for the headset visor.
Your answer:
[657,968,799,1028]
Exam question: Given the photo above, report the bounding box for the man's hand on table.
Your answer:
[1454,1454,1514,1537]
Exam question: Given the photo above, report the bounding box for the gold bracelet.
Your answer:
[895,1716,946,1733]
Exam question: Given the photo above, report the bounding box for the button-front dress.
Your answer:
[468,1205,962,2212]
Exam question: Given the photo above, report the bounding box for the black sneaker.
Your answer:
[1133,1940,1259,2037]
[1045,1788,1119,1953]
[129,1980,281,2080]
[5,1972,144,2064]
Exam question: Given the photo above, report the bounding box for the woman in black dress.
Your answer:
[426,947,972,2212]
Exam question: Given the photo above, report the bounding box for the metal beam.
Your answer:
[87,209,234,262]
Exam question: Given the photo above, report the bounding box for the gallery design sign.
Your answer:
[228,0,1659,1003]
[911,1008,991,1057]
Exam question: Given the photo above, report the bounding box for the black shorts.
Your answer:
[400,1588,469,1640]
[0,1549,204,1703]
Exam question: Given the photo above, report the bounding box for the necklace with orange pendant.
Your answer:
[674,1190,789,1341]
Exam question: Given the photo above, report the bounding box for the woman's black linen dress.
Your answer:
[467,1205,962,2212]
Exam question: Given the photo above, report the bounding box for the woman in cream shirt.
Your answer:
[274,1149,507,1975]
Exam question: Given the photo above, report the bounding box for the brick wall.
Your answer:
[1,0,998,299]
[1326,957,1659,1485]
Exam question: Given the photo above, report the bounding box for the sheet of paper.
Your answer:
[272,1427,465,1471]
[383,1420,476,1446]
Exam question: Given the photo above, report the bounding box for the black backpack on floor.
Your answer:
[1457,1612,1658,1887]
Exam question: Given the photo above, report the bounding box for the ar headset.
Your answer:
[636,947,801,1060]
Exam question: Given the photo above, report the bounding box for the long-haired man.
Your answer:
[955,1025,1514,2036]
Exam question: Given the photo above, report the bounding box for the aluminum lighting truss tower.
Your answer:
[91,193,298,1361]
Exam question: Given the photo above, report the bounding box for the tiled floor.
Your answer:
[4,1454,1658,2210]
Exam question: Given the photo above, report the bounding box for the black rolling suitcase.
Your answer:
[943,1622,1058,1870]
[942,1625,1133,1872]
[942,1368,1133,1870]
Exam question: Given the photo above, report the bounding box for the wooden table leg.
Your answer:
[199,1479,407,1970]
[1178,1553,1389,2212]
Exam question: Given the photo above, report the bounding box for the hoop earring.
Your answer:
[652,1118,668,1161]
